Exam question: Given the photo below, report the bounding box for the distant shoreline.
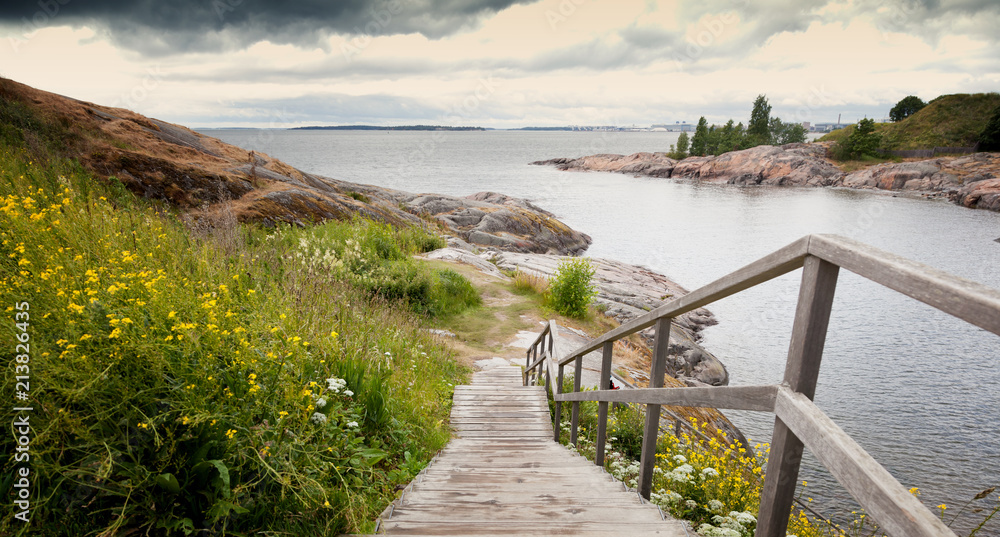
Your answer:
[291,125,486,131]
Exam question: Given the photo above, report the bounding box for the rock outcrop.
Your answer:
[0,77,590,255]
[534,144,1000,212]
[953,177,1000,211]
[698,144,842,186]
[837,161,959,191]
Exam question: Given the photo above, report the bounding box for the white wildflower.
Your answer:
[326,377,347,393]
[735,511,756,525]
[310,412,328,424]
[346,421,359,428]
[708,499,724,512]
[314,397,327,409]
[702,467,720,477]
[673,454,687,463]
[343,389,354,397]
[686,500,697,509]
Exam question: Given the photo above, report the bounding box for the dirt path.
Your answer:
[416,259,546,371]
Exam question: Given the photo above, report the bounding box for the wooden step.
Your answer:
[367,366,686,536]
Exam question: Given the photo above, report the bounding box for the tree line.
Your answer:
[668,94,808,159]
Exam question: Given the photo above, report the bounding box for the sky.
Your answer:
[1,0,998,129]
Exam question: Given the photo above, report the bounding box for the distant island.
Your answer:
[291,125,487,131]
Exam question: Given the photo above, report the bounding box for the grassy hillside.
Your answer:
[819,93,1000,150]
[0,93,477,535]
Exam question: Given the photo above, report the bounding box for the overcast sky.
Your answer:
[2,0,998,128]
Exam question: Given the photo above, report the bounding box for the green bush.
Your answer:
[547,257,598,318]
[429,269,481,317]
[979,105,1000,152]
[832,118,883,160]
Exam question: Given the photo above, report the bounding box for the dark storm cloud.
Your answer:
[845,0,1000,44]
[0,0,538,55]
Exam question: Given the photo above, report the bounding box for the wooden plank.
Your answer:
[559,236,810,366]
[808,234,1000,336]
[415,473,619,485]
[638,317,670,500]
[386,503,665,523]
[380,521,684,536]
[556,385,778,412]
[774,387,958,537]
[452,425,552,431]
[595,341,613,466]
[398,491,645,507]
[451,417,554,424]
[757,256,839,537]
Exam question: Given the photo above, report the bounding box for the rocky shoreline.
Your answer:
[532,143,1000,211]
[3,78,731,390]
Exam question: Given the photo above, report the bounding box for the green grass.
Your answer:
[0,146,471,536]
[820,93,1000,151]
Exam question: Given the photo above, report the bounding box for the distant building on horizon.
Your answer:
[651,122,694,132]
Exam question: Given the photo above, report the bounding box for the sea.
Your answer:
[201,128,1000,535]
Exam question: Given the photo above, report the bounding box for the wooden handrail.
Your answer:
[521,233,999,537]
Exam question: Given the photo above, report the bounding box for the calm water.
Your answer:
[205,129,1000,533]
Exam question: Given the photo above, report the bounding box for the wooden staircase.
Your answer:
[372,365,687,536]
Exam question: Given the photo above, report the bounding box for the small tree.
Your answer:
[674,132,689,158]
[547,257,598,319]
[769,117,808,145]
[690,117,709,156]
[747,94,772,145]
[889,95,926,122]
[704,125,720,156]
[979,105,1000,152]
[834,118,882,160]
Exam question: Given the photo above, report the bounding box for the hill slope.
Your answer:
[0,78,590,255]
[819,92,1000,150]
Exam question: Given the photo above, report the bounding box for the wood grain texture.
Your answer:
[638,318,671,500]
[556,384,778,412]
[595,341,614,466]
[808,234,1000,336]
[377,365,685,536]
[757,256,840,537]
[774,387,958,537]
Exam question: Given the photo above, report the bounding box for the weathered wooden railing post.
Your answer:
[638,317,671,499]
[756,256,839,537]
[595,341,614,466]
[569,354,583,446]
[554,361,565,442]
[544,328,553,389]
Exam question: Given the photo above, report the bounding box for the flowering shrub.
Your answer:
[287,219,478,317]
